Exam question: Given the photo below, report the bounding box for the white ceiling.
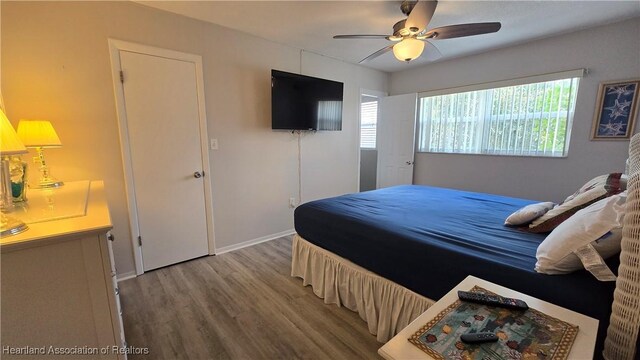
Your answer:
[137,1,640,73]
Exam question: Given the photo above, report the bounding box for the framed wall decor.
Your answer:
[591,79,640,140]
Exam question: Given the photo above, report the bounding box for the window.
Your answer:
[417,71,582,157]
[360,95,379,149]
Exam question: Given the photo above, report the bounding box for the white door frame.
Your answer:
[108,39,216,276]
[357,89,387,191]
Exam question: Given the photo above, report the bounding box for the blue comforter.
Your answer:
[294,185,616,353]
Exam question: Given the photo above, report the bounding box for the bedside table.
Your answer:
[378,275,598,360]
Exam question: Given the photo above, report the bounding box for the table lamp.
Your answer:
[0,109,28,236]
[16,120,64,188]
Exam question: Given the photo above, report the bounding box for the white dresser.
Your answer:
[1,181,126,359]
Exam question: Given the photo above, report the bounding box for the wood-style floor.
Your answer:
[119,235,381,359]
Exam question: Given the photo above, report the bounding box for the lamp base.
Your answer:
[0,213,28,237]
[32,147,64,189]
[35,179,64,189]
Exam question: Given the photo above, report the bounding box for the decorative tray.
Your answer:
[408,286,578,360]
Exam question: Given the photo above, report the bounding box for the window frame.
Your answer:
[416,69,584,158]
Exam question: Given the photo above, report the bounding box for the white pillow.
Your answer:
[535,192,626,276]
[505,202,555,226]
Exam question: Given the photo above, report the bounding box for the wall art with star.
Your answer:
[591,79,640,140]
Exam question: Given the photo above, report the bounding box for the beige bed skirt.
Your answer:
[290,234,434,342]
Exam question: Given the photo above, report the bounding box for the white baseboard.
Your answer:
[117,271,137,282]
[115,230,295,280]
[215,229,295,255]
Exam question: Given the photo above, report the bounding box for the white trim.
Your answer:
[193,51,217,258]
[215,229,295,255]
[418,68,586,98]
[108,39,216,276]
[116,271,137,282]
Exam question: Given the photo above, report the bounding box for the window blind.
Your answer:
[360,100,378,149]
[418,70,583,157]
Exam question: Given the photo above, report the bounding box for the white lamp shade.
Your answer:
[0,109,27,155]
[16,120,62,148]
[393,38,425,62]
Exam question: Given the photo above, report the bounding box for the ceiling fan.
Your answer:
[333,0,501,63]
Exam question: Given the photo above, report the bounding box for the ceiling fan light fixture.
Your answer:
[393,38,424,62]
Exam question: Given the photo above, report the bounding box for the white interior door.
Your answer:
[119,50,210,271]
[377,93,417,188]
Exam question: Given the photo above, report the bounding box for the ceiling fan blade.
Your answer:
[425,22,502,40]
[406,0,438,33]
[333,35,390,40]
[424,40,442,61]
[359,45,394,64]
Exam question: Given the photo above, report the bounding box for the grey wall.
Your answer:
[2,1,389,277]
[359,149,377,191]
[390,18,640,202]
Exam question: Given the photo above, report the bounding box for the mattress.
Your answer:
[294,185,617,352]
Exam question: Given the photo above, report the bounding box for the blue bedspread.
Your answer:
[294,185,616,353]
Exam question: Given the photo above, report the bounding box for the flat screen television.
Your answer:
[271,70,344,131]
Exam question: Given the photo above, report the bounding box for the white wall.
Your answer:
[360,149,377,191]
[391,18,640,202]
[1,2,388,277]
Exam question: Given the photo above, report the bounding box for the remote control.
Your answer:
[460,332,499,344]
[457,291,529,310]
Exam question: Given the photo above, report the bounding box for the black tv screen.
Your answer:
[271,70,344,131]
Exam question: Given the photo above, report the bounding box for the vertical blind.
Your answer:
[418,71,582,157]
[360,100,378,149]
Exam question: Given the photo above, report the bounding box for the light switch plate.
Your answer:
[210,138,218,150]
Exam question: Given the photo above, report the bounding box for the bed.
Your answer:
[292,139,640,358]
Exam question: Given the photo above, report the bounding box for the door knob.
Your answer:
[194,171,203,178]
[406,161,414,165]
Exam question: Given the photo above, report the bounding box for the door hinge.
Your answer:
[137,236,142,246]
[119,71,124,83]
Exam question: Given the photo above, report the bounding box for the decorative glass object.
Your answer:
[9,156,27,202]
